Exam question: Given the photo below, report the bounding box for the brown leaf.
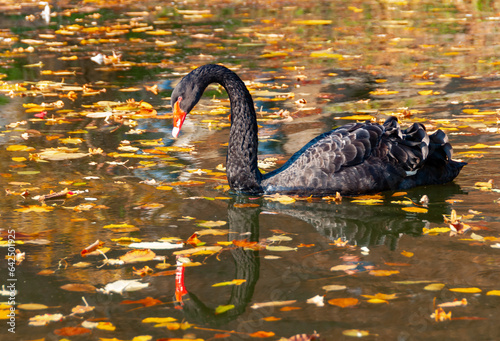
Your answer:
[54,326,92,336]
[60,283,97,292]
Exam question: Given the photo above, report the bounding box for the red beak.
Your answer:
[172,98,186,138]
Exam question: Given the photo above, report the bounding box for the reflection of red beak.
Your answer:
[172,98,186,138]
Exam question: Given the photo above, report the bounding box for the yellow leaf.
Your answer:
[309,51,344,59]
[351,198,383,205]
[14,205,54,213]
[142,317,177,323]
[369,270,399,276]
[266,245,297,252]
[215,304,235,314]
[486,290,500,296]
[401,250,414,257]
[402,207,428,213]
[423,227,451,234]
[366,298,388,304]
[449,287,482,293]
[342,329,371,337]
[212,279,246,287]
[339,115,375,121]
[362,293,397,300]
[418,90,435,96]
[96,322,116,331]
[424,283,445,291]
[292,20,332,25]
[6,145,36,152]
[17,303,49,310]
[348,6,363,13]
[260,51,288,58]
[156,186,173,191]
[197,220,227,228]
[12,157,27,162]
[369,89,399,96]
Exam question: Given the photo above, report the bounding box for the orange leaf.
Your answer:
[187,233,203,246]
[249,331,275,338]
[60,283,97,292]
[262,316,281,321]
[119,249,156,263]
[369,270,400,276]
[279,306,301,311]
[54,326,91,336]
[327,298,359,308]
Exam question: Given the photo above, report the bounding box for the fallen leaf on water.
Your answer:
[212,279,247,287]
[249,331,275,338]
[487,290,500,296]
[328,298,359,308]
[251,300,297,309]
[266,245,297,252]
[342,329,371,337]
[262,316,281,322]
[54,326,92,336]
[402,206,428,213]
[15,205,54,213]
[322,284,347,291]
[264,193,296,204]
[119,249,156,263]
[368,270,399,276]
[60,283,97,293]
[362,293,397,300]
[438,298,467,308]
[306,295,325,307]
[449,287,481,293]
[173,246,222,256]
[424,283,445,291]
[17,303,49,310]
[142,317,177,324]
[401,250,414,257]
[423,227,451,235]
[215,304,235,314]
[29,313,64,326]
[431,307,451,322]
[197,220,227,228]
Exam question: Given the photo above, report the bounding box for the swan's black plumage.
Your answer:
[171,64,465,196]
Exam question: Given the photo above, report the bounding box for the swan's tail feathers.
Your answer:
[398,128,466,189]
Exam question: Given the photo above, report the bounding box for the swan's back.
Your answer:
[261,117,465,195]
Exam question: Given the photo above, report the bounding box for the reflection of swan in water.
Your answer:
[262,183,465,249]
[171,183,463,325]
[174,203,260,326]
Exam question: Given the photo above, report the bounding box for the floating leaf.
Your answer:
[249,331,275,338]
[449,287,482,293]
[17,303,49,310]
[215,304,235,314]
[322,284,347,291]
[402,207,428,213]
[342,329,371,337]
[54,326,92,336]
[142,317,177,324]
[424,283,445,291]
[328,298,359,308]
[60,283,97,292]
[401,250,414,257]
[197,220,227,228]
[212,279,246,287]
[266,245,297,252]
[369,270,399,276]
[119,249,156,263]
[486,290,500,296]
[251,300,297,309]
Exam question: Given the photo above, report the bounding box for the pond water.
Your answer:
[1,1,500,340]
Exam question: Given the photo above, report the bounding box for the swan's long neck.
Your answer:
[201,66,262,193]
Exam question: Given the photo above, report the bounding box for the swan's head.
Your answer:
[171,71,203,138]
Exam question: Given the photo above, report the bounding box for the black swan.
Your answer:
[171,64,465,196]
